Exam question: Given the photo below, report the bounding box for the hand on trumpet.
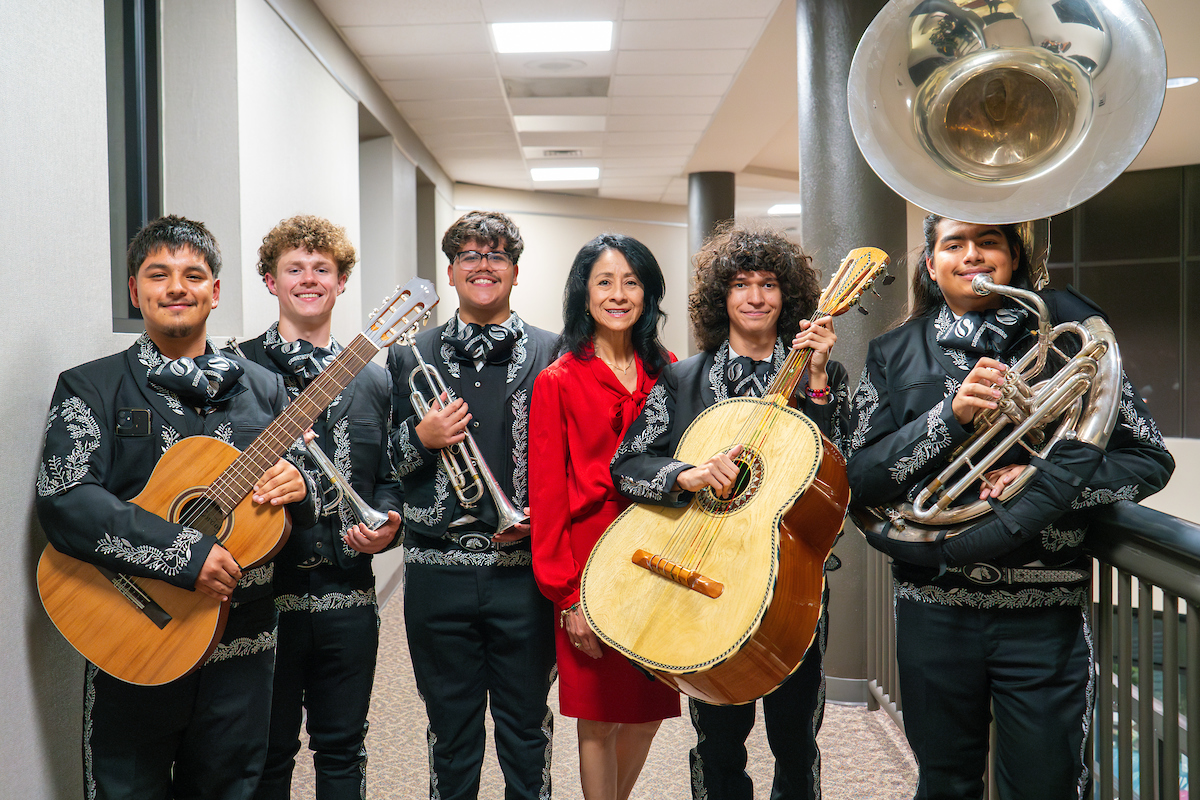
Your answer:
[344,511,401,554]
[953,358,1008,426]
[415,391,473,450]
[492,508,532,544]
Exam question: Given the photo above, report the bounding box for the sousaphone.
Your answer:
[845,0,1166,542]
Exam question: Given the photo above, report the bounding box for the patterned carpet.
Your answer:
[291,590,917,799]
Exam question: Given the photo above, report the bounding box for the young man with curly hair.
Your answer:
[388,211,559,800]
[37,215,315,799]
[611,223,849,800]
[228,214,403,800]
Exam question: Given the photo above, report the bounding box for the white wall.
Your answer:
[448,185,691,354]
[2,3,113,796]
[234,0,361,346]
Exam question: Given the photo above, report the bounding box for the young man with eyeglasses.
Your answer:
[388,211,558,800]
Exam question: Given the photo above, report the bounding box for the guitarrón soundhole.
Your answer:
[695,445,763,515]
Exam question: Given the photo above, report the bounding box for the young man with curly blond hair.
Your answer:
[229,214,403,800]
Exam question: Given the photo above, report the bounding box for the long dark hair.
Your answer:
[905,214,1035,323]
[558,234,669,376]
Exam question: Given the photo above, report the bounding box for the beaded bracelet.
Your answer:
[805,384,832,400]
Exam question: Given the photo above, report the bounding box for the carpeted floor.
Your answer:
[291,591,917,799]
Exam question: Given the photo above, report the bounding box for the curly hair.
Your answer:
[257,215,357,280]
[689,223,821,353]
[904,214,1033,323]
[127,215,222,279]
[441,211,525,264]
[558,234,670,376]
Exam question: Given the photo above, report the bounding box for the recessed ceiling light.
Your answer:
[531,167,600,182]
[492,22,613,54]
[514,115,606,133]
[1167,76,1198,89]
[767,204,803,216]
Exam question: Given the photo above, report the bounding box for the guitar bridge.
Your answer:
[631,549,723,598]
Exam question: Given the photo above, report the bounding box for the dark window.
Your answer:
[106,0,160,327]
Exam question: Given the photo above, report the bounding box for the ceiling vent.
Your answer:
[504,77,610,98]
[541,149,585,158]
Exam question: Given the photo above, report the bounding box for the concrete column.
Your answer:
[796,0,909,705]
[687,171,736,355]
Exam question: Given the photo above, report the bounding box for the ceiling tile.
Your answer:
[616,49,746,75]
[609,74,733,97]
[479,0,619,23]
[494,52,615,78]
[601,176,675,188]
[508,97,609,116]
[622,0,782,20]
[604,130,701,146]
[609,95,721,116]
[341,23,490,57]
[606,115,709,132]
[602,157,687,169]
[384,79,503,102]
[602,144,694,158]
[397,98,510,120]
[599,187,667,202]
[411,117,516,137]
[619,19,764,51]
[518,131,606,147]
[426,132,519,149]
[364,53,496,81]
[522,145,602,159]
[602,166,683,178]
[432,146,521,161]
[314,0,484,26]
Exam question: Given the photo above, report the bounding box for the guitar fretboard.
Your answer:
[205,334,379,516]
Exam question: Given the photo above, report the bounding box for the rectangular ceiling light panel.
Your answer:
[531,166,600,181]
[492,21,613,53]
[514,115,606,132]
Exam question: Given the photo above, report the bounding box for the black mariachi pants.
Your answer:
[84,597,277,800]
[403,559,556,800]
[254,568,380,800]
[896,598,1093,800]
[689,599,828,800]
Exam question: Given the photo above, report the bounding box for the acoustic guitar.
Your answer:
[580,247,890,705]
[37,278,438,686]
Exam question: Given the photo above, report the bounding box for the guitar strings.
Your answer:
[661,250,870,577]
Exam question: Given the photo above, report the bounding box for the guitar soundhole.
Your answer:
[696,445,764,515]
[176,494,230,540]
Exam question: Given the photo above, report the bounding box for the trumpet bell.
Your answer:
[848,0,1166,223]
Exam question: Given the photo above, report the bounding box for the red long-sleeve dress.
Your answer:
[529,348,681,723]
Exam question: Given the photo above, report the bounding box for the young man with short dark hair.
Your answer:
[388,210,558,800]
[37,214,315,799]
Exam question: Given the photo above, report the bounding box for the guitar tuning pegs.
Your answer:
[882,274,896,285]
[858,305,870,315]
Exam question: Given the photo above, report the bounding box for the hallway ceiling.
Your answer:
[313,0,1200,219]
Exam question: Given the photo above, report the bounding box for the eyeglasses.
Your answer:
[454,250,513,269]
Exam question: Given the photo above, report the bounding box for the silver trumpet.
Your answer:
[404,335,528,535]
[303,438,391,531]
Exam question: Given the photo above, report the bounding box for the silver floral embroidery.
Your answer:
[1041,524,1086,551]
[95,527,204,577]
[160,425,180,455]
[511,389,529,507]
[393,421,425,478]
[889,399,951,483]
[403,545,533,568]
[238,564,273,588]
[896,580,1088,608]
[849,368,879,454]
[204,628,277,665]
[330,418,358,556]
[707,339,787,402]
[1071,484,1140,509]
[935,307,973,371]
[212,422,234,445]
[275,587,377,613]
[618,461,683,500]
[38,396,102,497]
[1119,377,1167,448]
[84,664,98,800]
[440,340,460,379]
[538,706,554,800]
[614,381,670,460]
[404,468,450,528]
[945,376,961,396]
[507,315,528,385]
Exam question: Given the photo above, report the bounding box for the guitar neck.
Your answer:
[205,333,379,513]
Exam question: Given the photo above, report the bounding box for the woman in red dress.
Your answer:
[530,234,679,800]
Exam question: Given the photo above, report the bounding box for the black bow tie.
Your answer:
[147,353,244,409]
[937,305,1031,357]
[265,338,338,385]
[726,355,774,398]
[445,322,516,365]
